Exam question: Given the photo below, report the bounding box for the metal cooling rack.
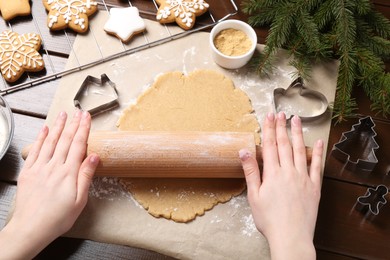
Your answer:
[0,0,238,95]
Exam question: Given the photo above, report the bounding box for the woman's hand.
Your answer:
[240,112,324,260]
[0,110,99,259]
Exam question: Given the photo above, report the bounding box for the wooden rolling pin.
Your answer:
[22,131,312,178]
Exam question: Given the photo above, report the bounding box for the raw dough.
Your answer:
[118,70,260,222]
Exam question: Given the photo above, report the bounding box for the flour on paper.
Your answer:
[118,70,260,222]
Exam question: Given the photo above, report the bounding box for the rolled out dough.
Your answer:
[118,70,260,222]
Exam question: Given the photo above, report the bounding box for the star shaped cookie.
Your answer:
[0,0,31,21]
[0,30,45,83]
[156,0,209,30]
[104,7,146,43]
[42,0,98,33]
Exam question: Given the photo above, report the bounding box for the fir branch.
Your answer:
[241,0,281,15]
[370,72,390,117]
[353,0,372,16]
[243,0,390,122]
[266,2,296,49]
[355,19,390,58]
[296,9,321,51]
[289,55,312,81]
[364,10,390,39]
[313,0,335,30]
[333,0,356,54]
[246,7,278,27]
[248,46,277,77]
[333,50,358,122]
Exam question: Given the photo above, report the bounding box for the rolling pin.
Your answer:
[22,131,312,178]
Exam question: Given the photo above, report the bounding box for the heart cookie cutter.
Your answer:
[273,77,329,120]
[73,74,119,117]
[355,184,388,219]
[331,117,379,172]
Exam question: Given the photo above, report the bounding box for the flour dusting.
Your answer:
[240,214,258,237]
[89,177,126,200]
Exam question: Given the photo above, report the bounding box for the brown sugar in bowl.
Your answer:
[210,20,257,69]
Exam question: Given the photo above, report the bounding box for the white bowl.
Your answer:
[210,20,257,69]
[0,95,14,161]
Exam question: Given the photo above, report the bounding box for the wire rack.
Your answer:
[0,0,238,95]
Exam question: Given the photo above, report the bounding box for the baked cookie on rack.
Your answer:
[0,30,45,83]
[0,0,31,21]
[42,0,98,33]
[104,7,146,43]
[156,0,209,30]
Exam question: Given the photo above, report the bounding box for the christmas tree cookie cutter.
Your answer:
[331,116,379,171]
[273,77,329,120]
[73,74,119,117]
[355,184,388,219]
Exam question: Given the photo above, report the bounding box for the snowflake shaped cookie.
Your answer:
[0,0,31,21]
[43,0,98,33]
[156,0,209,30]
[104,7,146,43]
[0,30,45,83]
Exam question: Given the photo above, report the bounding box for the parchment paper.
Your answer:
[45,11,338,260]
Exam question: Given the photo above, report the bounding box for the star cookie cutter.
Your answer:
[355,184,388,219]
[73,74,119,116]
[273,77,329,120]
[331,117,379,172]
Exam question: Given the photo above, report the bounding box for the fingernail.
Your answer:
[239,149,252,162]
[82,111,89,119]
[40,125,48,134]
[59,111,67,119]
[278,111,285,119]
[74,109,82,118]
[267,112,274,121]
[292,115,301,126]
[316,139,324,148]
[90,154,100,165]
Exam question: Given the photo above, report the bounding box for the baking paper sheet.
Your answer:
[45,11,338,260]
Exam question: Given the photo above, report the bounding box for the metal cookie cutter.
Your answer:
[355,184,388,220]
[331,116,379,172]
[74,74,119,116]
[273,77,329,120]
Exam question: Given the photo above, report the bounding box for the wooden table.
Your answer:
[0,1,389,259]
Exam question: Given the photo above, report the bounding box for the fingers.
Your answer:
[309,139,324,187]
[275,112,293,169]
[76,154,99,206]
[240,149,261,198]
[291,115,307,173]
[36,112,67,163]
[261,112,279,173]
[65,111,91,167]
[24,125,49,169]
[51,110,83,163]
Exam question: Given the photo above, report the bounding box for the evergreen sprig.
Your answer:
[243,0,390,122]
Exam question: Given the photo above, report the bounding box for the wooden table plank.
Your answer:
[0,114,44,182]
[0,1,389,259]
[317,249,358,260]
[323,86,390,187]
[314,178,390,259]
[0,182,16,228]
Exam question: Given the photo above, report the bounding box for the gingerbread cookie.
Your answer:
[104,7,146,43]
[156,0,209,30]
[42,0,98,33]
[0,0,31,21]
[0,30,45,83]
